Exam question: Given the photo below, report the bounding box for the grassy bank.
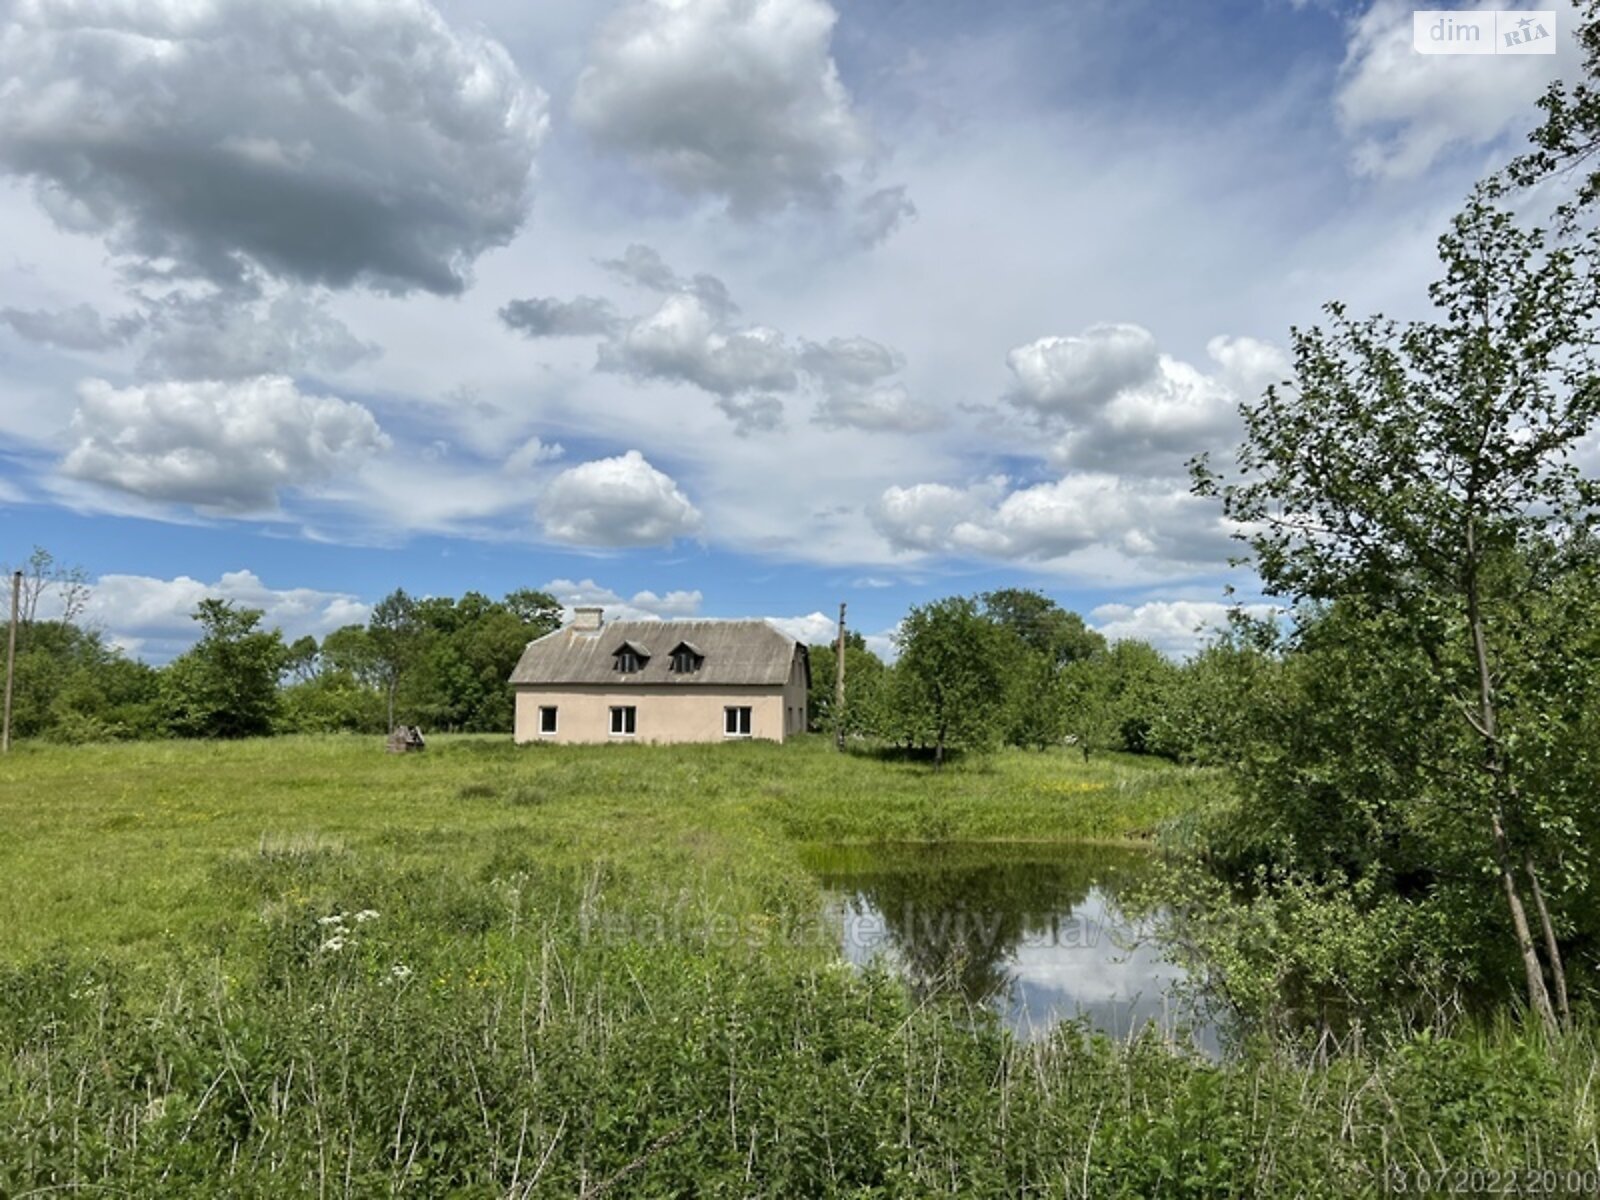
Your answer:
[0,734,1200,960]
[0,736,1594,1195]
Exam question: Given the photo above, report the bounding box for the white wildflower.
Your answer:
[317,914,347,927]
[319,936,347,953]
[353,910,380,924]
[389,964,414,983]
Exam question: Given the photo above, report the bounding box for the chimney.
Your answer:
[572,606,603,632]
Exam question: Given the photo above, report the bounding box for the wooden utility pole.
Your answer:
[3,571,19,754]
[833,602,846,751]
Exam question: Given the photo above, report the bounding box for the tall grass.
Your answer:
[0,736,1593,1194]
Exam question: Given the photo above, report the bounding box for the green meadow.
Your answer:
[0,736,1594,1196]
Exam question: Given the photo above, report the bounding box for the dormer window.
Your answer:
[612,641,650,674]
[669,641,704,674]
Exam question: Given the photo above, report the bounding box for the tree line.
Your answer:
[807,589,1197,767]
[0,564,563,742]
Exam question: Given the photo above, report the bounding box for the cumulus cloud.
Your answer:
[0,0,547,294]
[763,611,839,645]
[139,290,378,379]
[1006,324,1161,420]
[715,393,786,436]
[814,383,943,433]
[599,292,798,395]
[77,569,370,661]
[61,375,389,513]
[1005,325,1289,478]
[543,577,704,621]
[1336,0,1570,179]
[503,436,566,473]
[872,473,1231,566]
[537,449,702,546]
[1,303,144,351]
[801,336,903,386]
[1091,599,1280,658]
[573,0,873,216]
[600,244,737,314]
[854,184,917,246]
[499,295,620,338]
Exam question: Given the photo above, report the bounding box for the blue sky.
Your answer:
[0,0,1578,660]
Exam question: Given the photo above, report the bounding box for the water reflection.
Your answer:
[804,842,1216,1053]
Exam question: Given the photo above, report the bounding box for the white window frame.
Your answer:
[536,705,558,735]
[724,706,752,738]
[610,705,637,737]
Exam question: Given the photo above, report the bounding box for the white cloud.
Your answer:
[139,289,378,379]
[715,393,786,436]
[814,383,943,433]
[543,577,704,621]
[1004,326,1290,478]
[873,473,1233,568]
[572,0,873,217]
[1090,599,1280,658]
[76,569,370,661]
[763,611,838,645]
[61,375,389,513]
[1007,324,1160,420]
[0,0,547,294]
[800,336,903,386]
[499,295,620,338]
[1,303,143,351]
[599,292,799,396]
[1335,0,1571,180]
[503,436,566,473]
[537,449,702,546]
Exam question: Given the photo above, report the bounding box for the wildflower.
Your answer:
[319,936,347,953]
[317,914,347,927]
[353,909,380,924]
[389,964,414,983]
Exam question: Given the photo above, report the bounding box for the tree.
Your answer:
[369,589,424,733]
[980,589,1105,666]
[808,640,885,738]
[2,546,90,633]
[284,635,320,684]
[503,587,564,632]
[1195,189,1600,1033]
[892,597,1012,770]
[162,600,288,739]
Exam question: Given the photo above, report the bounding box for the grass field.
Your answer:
[0,734,1201,961]
[0,735,1594,1196]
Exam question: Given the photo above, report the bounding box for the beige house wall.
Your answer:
[514,683,802,745]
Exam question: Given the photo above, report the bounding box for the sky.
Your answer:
[0,0,1581,661]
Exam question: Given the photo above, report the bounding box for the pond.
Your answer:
[801,841,1219,1055]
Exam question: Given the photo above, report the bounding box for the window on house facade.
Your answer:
[669,644,703,674]
[614,648,644,674]
[724,706,752,737]
[538,706,558,735]
[610,706,637,736]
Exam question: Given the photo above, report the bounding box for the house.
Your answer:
[508,607,810,744]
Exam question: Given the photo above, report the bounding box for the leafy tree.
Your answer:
[284,635,320,684]
[321,624,382,688]
[2,545,90,631]
[162,600,288,739]
[1060,657,1115,761]
[808,640,886,738]
[1005,651,1072,751]
[1195,189,1600,1033]
[369,589,424,732]
[6,621,160,742]
[892,597,1012,770]
[980,588,1105,666]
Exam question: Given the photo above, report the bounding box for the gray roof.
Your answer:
[509,619,807,687]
